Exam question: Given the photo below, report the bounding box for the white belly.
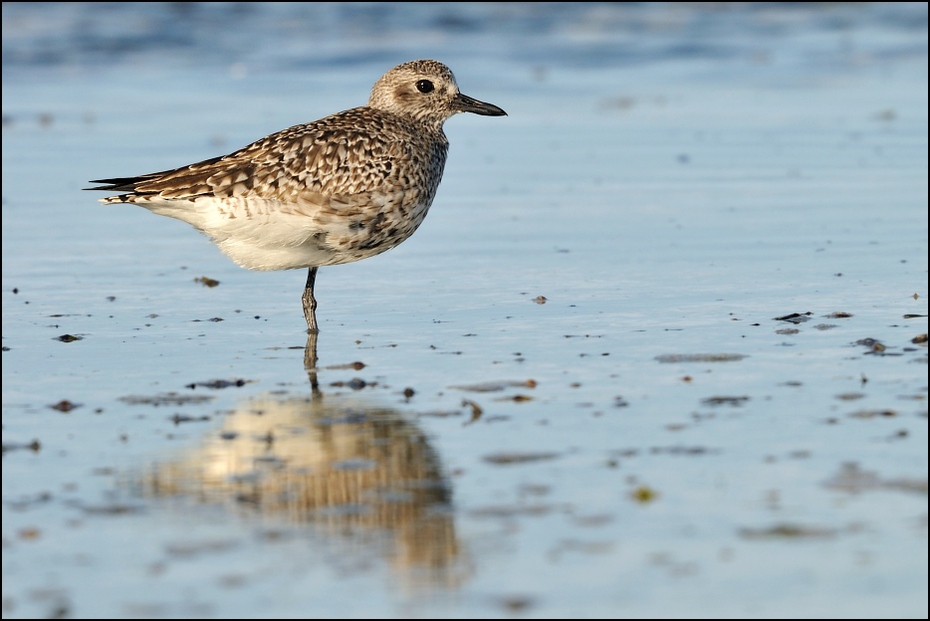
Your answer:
[139,191,431,271]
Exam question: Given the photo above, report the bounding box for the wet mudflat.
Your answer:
[3,4,927,618]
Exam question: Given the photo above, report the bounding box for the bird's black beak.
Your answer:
[453,92,507,116]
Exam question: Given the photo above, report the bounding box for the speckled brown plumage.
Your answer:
[88,60,506,332]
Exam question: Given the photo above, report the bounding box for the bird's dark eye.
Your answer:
[416,80,434,94]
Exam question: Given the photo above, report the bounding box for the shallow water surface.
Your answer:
[2,3,928,618]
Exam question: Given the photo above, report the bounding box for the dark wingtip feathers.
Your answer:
[84,177,148,192]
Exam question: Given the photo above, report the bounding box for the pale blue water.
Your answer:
[3,3,927,618]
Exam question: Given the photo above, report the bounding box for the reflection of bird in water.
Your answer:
[141,389,467,588]
[87,60,505,333]
[304,333,321,395]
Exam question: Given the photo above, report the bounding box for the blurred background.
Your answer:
[3,3,927,76]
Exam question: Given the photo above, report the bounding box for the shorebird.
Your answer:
[87,60,506,333]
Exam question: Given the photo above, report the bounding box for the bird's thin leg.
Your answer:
[302,267,319,334]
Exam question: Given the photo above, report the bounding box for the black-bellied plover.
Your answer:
[87,60,506,333]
